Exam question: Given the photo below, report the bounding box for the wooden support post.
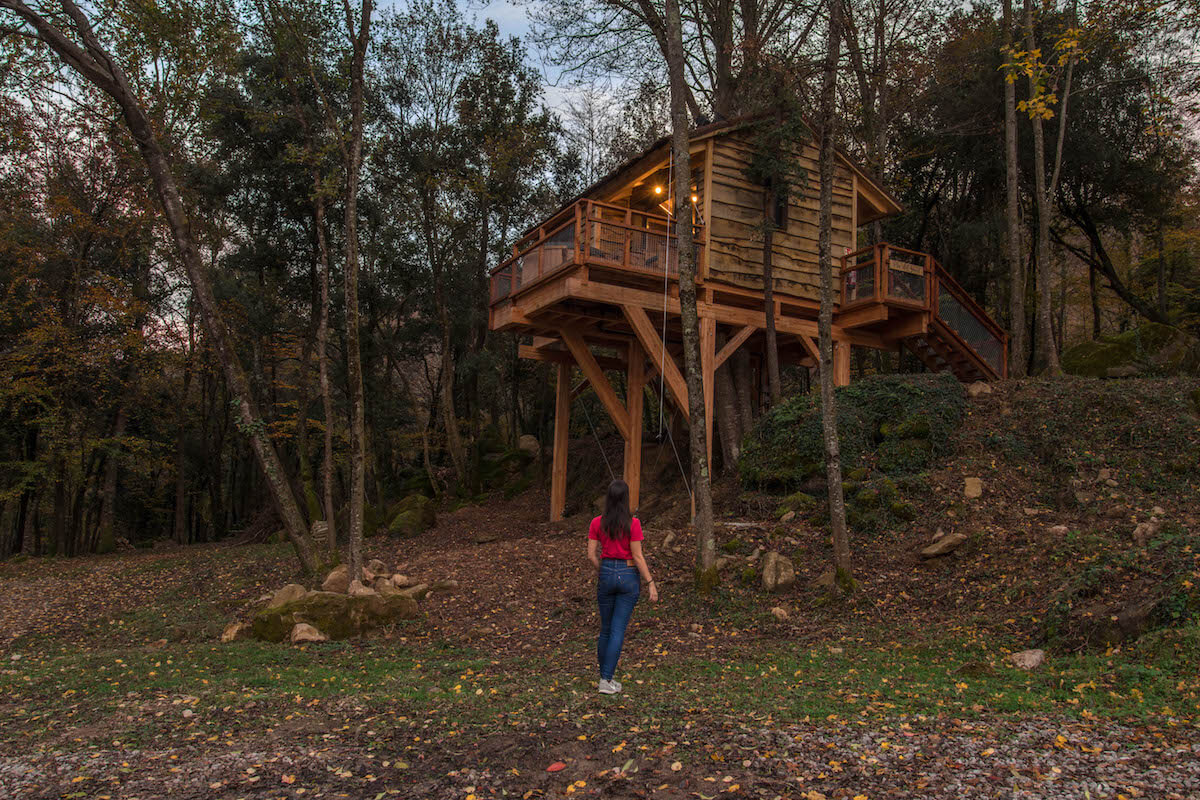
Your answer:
[834,340,852,387]
[551,362,570,522]
[701,316,716,472]
[622,304,690,421]
[624,340,644,512]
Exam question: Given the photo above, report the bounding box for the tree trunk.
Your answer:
[1025,0,1060,376]
[761,204,782,406]
[818,0,851,588]
[1088,247,1101,340]
[732,349,755,434]
[1156,222,1167,317]
[664,0,715,586]
[5,0,322,572]
[713,331,741,470]
[1003,0,1026,377]
[96,406,128,553]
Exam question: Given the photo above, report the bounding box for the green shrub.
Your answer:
[739,373,965,490]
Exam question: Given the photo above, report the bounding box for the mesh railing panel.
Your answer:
[887,262,926,303]
[843,261,875,304]
[938,288,1004,374]
[491,267,513,302]
[588,221,625,263]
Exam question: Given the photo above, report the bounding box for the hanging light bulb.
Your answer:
[654,185,664,195]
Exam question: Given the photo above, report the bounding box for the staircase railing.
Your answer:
[930,263,1008,379]
[841,243,1008,379]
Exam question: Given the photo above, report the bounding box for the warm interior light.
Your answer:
[691,194,699,203]
[654,185,663,195]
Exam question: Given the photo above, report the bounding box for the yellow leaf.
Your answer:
[282,775,296,784]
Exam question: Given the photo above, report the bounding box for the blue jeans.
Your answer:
[596,560,640,681]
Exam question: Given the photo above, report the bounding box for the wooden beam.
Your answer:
[621,304,690,422]
[880,312,930,343]
[624,340,644,512]
[714,324,754,369]
[560,327,632,440]
[518,344,626,372]
[571,378,590,400]
[551,363,570,522]
[796,335,820,362]
[532,335,559,350]
[836,303,888,329]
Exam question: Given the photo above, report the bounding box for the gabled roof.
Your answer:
[532,114,903,235]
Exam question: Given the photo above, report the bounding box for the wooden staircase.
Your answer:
[906,324,997,383]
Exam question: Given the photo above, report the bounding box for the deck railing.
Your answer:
[841,243,1007,378]
[489,199,705,304]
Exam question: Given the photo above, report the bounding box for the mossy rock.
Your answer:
[853,488,880,508]
[882,415,932,440]
[251,590,419,642]
[846,467,869,482]
[890,501,917,521]
[877,437,934,474]
[776,491,818,518]
[721,537,744,554]
[387,494,436,538]
[740,565,758,584]
[1062,323,1200,378]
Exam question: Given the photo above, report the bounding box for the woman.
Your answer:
[587,479,658,694]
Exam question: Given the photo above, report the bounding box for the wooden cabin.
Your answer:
[488,117,1007,520]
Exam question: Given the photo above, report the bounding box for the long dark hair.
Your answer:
[600,479,633,541]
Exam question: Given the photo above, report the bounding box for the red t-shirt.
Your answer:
[589,516,644,560]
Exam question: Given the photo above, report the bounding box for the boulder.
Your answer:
[921,531,968,559]
[220,621,253,643]
[1133,519,1163,547]
[392,574,417,588]
[375,577,398,596]
[388,494,437,538]
[429,579,459,595]
[1072,599,1160,647]
[399,583,430,601]
[269,583,308,609]
[966,381,992,398]
[776,491,818,519]
[963,477,983,499]
[662,532,676,549]
[251,590,419,642]
[347,579,377,598]
[517,434,540,456]
[474,530,501,544]
[1009,649,1045,670]
[322,565,350,594]
[771,606,789,621]
[290,623,328,644]
[366,559,389,578]
[779,511,796,523]
[760,551,795,592]
[810,569,837,592]
[1062,322,1200,378]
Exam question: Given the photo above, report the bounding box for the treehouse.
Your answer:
[488,117,1008,520]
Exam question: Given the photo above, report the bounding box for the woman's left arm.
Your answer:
[630,540,658,602]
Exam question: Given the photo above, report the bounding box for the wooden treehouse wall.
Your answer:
[706,130,856,302]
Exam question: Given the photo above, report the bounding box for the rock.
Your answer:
[1074,491,1094,506]
[1072,599,1160,646]
[963,477,983,499]
[1097,468,1112,481]
[689,623,703,633]
[1047,524,1070,536]
[760,551,795,592]
[220,621,252,643]
[770,606,789,621]
[827,646,845,655]
[779,510,796,523]
[1009,649,1045,670]
[1152,505,1166,517]
[662,532,676,549]
[921,531,968,558]
[966,381,992,398]
[1063,322,1200,378]
[1104,478,1119,488]
[1022,507,1040,516]
[375,577,398,596]
[747,547,763,563]
[387,494,437,538]
[269,583,308,609]
[392,574,416,588]
[714,556,730,572]
[429,579,459,594]
[290,623,328,644]
[810,569,837,591]
[364,559,388,580]
[517,434,540,455]
[399,583,429,601]
[251,590,419,642]
[474,530,500,544]
[776,491,818,519]
[348,580,377,598]
[1133,520,1162,546]
[322,565,350,594]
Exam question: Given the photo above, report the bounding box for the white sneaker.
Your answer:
[598,679,619,694]
[610,679,623,692]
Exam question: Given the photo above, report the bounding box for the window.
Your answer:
[773,192,789,231]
